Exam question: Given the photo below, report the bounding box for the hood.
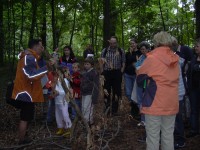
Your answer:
[18,49,40,60]
[147,46,179,67]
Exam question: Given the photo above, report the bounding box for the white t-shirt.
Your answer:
[55,78,70,104]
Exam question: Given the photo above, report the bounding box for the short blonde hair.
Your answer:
[72,62,80,68]
[153,31,173,47]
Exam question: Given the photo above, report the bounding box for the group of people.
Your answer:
[10,31,200,150]
[11,40,99,145]
[99,33,200,150]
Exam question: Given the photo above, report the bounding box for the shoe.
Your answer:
[56,128,64,135]
[18,138,32,145]
[137,121,145,127]
[186,132,200,138]
[62,128,71,137]
[174,142,185,149]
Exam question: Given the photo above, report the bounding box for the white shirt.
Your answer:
[55,78,70,104]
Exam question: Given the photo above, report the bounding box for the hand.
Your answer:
[49,58,56,65]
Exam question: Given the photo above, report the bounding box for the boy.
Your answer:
[71,63,81,119]
[80,57,99,125]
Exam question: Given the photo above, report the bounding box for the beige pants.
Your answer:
[82,95,94,124]
[145,114,176,150]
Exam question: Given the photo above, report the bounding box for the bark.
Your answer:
[41,0,47,50]
[29,0,38,41]
[90,0,94,46]
[110,0,117,37]
[158,0,166,31]
[0,1,4,65]
[120,0,124,49]
[51,0,57,50]
[69,3,77,47]
[195,0,200,38]
[19,0,25,50]
[103,0,110,48]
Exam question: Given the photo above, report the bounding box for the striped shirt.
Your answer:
[101,47,126,70]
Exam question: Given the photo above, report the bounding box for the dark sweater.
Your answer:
[80,68,99,104]
[124,50,142,75]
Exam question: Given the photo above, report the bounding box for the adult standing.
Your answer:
[187,38,200,138]
[137,31,179,150]
[59,45,76,74]
[171,36,193,148]
[12,39,50,144]
[124,38,142,117]
[83,44,95,59]
[100,36,126,115]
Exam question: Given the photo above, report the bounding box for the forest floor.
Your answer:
[0,64,200,150]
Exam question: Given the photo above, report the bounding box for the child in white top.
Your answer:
[52,67,72,137]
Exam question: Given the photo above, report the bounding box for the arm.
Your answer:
[136,56,154,87]
[121,49,126,73]
[23,55,47,81]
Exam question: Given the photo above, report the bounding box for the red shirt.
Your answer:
[71,71,81,99]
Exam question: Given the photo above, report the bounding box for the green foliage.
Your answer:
[1,0,196,60]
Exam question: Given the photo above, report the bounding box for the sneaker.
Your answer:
[174,142,186,149]
[137,121,145,127]
[62,128,71,137]
[18,138,32,145]
[56,128,64,135]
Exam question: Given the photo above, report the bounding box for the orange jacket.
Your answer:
[12,49,48,102]
[137,46,179,115]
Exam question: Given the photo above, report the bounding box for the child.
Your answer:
[71,63,81,119]
[80,57,99,125]
[52,66,72,137]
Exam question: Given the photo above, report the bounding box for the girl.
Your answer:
[52,66,72,137]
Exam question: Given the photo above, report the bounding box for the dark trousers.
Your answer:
[103,70,122,114]
[189,88,200,134]
[174,100,185,144]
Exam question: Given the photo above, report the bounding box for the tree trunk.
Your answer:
[0,1,4,65]
[41,0,47,50]
[110,0,117,37]
[6,0,11,62]
[69,4,77,47]
[158,0,166,31]
[94,2,100,55]
[51,0,57,50]
[103,0,110,48]
[19,0,25,50]
[11,1,16,78]
[29,0,38,41]
[90,0,94,46]
[120,0,124,49]
[195,0,200,38]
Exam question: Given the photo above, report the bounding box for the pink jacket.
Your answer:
[137,46,179,115]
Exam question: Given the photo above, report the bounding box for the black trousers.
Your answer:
[103,70,122,113]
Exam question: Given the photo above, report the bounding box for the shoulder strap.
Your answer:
[103,48,108,58]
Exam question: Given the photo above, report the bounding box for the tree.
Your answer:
[103,0,110,48]
[29,0,38,41]
[0,1,4,65]
[195,0,200,38]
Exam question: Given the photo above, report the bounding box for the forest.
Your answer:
[0,0,200,66]
[0,0,200,149]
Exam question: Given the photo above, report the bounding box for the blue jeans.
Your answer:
[71,99,81,119]
[189,88,200,134]
[174,100,185,144]
[46,99,55,122]
[124,73,136,101]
